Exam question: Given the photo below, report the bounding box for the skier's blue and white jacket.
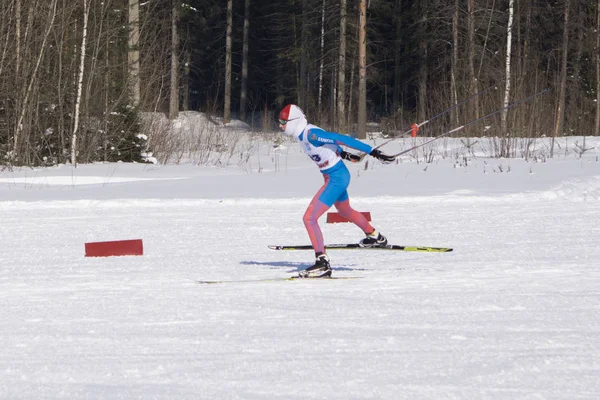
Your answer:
[298,124,373,172]
[281,105,372,174]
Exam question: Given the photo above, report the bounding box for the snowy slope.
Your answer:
[1,136,599,399]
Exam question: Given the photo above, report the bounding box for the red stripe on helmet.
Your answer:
[279,104,291,121]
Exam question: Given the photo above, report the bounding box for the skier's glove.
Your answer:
[341,151,361,163]
[370,149,395,163]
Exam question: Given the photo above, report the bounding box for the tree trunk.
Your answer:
[337,0,347,131]
[330,69,336,125]
[240,0,250,122]
[393,0,402,113]
[348,50,355,130]
[169,0,180,121]
[71,0,90,166]
[128,0,141,108]
[318,0,325,110]
[417,1,428,123]
[357,0,367,139]
[451,0,459,125]
[183,49,190,111]
[596,0,600,136]
[477,0,496,80]
[57,0,67,163]
[467,0,479,121]
[104,28,110,161]
[0,1,11,78]
[501,0,514,139]
[300,0,309,110]
[570,3,585,133]
[521,0,532,96]
[15,0,21,79]
[223,0,232,123]
[84,3,108,158]
[552,0,570,157]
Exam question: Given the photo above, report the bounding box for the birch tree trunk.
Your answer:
[552,0,570,157]
[71,0,91,166]
[240,0,250,122]
[337,0,347,131]
[357,0,367,139]
[128,0,141,107]
[318,0,326,110]
[169,0,180,120]
[501,0,514,138]
[223,0,232,124]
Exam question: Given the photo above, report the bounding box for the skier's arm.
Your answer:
[317,130,396,163]
[307,129,373,153]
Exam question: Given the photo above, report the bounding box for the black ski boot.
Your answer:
[298,253,332,278]
[359,229,388,248]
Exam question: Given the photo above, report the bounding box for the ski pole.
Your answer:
[357,82,500,161]
[390,87,551,158]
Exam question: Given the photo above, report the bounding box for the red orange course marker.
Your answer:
[85,239,143,257]
[326,212,371,224]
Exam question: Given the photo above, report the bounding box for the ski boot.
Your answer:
[359,229,388,248]
[298,253,332,278]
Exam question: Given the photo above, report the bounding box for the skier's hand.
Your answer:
[370,149,395,163]
[341,151,361,163]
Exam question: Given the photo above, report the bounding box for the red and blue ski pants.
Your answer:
[303,162,373,255]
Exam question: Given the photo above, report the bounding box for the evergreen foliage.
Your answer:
[104,105,148,163]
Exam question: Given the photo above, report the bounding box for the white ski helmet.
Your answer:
[279,104,308,137]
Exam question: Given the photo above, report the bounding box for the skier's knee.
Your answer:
[303,211,317,227]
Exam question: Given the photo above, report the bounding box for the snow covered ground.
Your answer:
[1,135,600,399]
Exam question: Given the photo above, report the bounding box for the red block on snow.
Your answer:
[326,212,371,224]
[85,239,143,257]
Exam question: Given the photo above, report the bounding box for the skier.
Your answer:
[278,104,396,278]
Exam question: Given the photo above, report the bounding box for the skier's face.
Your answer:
[278,119,287,131]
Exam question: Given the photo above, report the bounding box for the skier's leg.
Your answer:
[331,164,387,247]
[303,199,330,255]
[303,175,331,254]
[334,197,374,233]
[303,172,347,255]
[301,184,333,278]
[330,163,374,233]
[299,200,332,279]
[336,195,388,246]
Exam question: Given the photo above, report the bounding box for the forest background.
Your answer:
[0,0,597,167]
